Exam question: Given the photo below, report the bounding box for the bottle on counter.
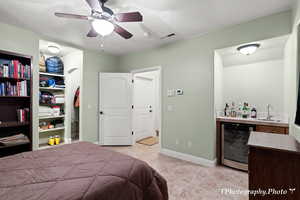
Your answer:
[230,102,237,118]
[242,102,249,118]
[224,103,230,117]
[237,102,243,118]
[251,106,257,118]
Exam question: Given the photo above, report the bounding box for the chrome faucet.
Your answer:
[266,104,272,120]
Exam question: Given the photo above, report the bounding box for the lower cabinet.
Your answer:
[256,125,289,135]
[248,132,300,200]
[216,120,289,166]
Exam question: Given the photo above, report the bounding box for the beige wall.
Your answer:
[119,11,292,161]
[222,60,284,115]
[81,50,120,142]
[214,52,224,112]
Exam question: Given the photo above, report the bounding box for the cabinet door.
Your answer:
[256,125,287,135]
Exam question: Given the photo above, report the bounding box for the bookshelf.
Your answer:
[0,50,32,157]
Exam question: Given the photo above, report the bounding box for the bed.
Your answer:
[0,142,168,200]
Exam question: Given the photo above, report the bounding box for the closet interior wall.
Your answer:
[63,50,83,143]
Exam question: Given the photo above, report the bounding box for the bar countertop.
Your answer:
[248,132,300,154]
[216,116,289,127]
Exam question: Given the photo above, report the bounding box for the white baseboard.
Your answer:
[64,138,72,144]
[160,148,216,167]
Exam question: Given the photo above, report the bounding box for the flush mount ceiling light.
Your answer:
[92,19,115,36]
[47,44,60,54]
[237,43,260,55]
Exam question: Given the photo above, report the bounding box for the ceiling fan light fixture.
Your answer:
[47,44,60,54]
[237,43,260,55]
[92,19,115,36]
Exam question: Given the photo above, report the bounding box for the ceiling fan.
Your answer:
[54,0,143,39]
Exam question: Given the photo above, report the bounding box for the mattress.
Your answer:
[0,142,168,200]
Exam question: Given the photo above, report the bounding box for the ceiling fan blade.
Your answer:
[114,24,133,39]
[115,12,143,22]
[86,0,102,11]
[55,12,89,20]
[87,27,98,37]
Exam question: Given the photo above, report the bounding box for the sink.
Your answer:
[258,118,274,121]
[258,118,280,122]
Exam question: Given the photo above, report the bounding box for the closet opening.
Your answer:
[38,40,83,148]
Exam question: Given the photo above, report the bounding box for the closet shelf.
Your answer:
[39,87,65,91]
[39,115,65,120]
[39,142,65,150]
[39,72,65,78]
[39,127,65,133]
[40,103,65,106]
[0,121,30,128]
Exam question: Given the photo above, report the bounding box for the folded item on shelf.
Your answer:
[52,106,60,116]
[0,134,30,147]
[55,85,65,88]
[39,113,53,117]
[55,99,64,104]
[39,106,54,117]
[55,123,64,128]
[54,94,65,104]
[39,106,53,112]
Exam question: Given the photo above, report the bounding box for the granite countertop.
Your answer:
[248,132,300,154]
[216,116,289,127]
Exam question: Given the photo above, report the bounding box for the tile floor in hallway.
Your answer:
[103,143,248,200]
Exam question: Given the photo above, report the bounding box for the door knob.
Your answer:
[100,111,104,115]
[149,110,153,113]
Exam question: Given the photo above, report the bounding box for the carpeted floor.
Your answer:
[103,143,248,200]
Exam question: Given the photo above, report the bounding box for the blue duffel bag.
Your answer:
[45,56,64,74]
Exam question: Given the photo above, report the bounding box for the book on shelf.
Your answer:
[0,81,29,96]
[0,59,31,79]
[17,108,30,123]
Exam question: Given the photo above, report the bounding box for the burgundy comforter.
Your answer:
[0,142,168,200]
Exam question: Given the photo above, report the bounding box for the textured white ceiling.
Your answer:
[0,0,293,55]
[217,35,289,67]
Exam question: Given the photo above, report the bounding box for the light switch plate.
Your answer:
[167,89,175,97]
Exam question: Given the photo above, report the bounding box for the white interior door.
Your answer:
[99,73,132,145]
[133,75,155,141]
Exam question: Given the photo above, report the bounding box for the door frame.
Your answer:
[131,66,162,149]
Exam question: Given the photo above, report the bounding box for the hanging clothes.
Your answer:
[74,87,80,108]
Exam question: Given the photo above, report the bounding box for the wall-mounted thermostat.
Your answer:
[176,89,184,95]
